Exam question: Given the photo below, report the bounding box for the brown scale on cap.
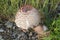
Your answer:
[20,5,33,12]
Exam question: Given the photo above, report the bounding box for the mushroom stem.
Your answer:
[33,25,45,35]
[33,25,50,37]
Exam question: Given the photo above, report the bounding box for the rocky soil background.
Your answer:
[0,20,39,40]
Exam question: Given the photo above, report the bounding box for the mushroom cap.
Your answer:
[15,5,41,30]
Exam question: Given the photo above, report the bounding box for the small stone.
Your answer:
[0,39,4,40]
[0,29,4,32]
[0,24,2,26]
[0,24,3,27]
[32,37,36,40]
[5,21,13,28]
[0,35,2,39]
[13,26,16,29]
[43,25,48,31]
[0,35,4,40]
[29,32,32,36]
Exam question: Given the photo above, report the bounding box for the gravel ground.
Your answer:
[0,21,38,40]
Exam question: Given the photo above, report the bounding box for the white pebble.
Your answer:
[0,29,4,32]
[43,25,48,31]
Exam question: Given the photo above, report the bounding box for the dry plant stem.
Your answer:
[21,29,28,32]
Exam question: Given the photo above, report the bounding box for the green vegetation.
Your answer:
[0,0,60,40]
